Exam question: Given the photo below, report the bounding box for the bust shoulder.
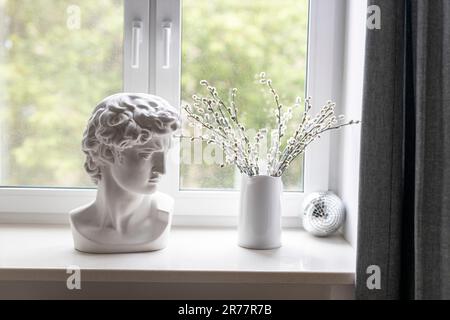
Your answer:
[151,191,174,214]
[69,201,97,228]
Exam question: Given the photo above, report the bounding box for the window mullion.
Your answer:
[123,0,151,92]
[147,0,181,196]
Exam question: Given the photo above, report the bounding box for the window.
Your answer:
[0,0,123,187]
[179,0,308,192]
[0,0,345,225]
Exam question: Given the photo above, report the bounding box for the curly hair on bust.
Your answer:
[82,93,180,184]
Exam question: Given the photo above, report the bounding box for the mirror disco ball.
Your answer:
[301,191,345,237]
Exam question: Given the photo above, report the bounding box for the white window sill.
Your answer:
[0,224,355,285]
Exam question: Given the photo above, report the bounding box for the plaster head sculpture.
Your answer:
[69,93,180,253]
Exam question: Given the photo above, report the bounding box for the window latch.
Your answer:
[131,20,143,69]
[162,21,172,69]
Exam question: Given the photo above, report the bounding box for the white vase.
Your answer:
[238,174,282,249]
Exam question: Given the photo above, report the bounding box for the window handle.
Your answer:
[162,21,172,69]
[131,20,142,69]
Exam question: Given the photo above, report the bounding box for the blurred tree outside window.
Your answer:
[0,0,308,191]
[180,0,309,191]
[0,0,123,187]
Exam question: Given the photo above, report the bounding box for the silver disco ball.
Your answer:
[301,191,345,236]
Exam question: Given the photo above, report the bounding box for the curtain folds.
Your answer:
[356,0,450,299]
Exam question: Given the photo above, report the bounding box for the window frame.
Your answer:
[0,0,346,227]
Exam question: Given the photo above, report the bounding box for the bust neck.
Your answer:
[96,171,150,234]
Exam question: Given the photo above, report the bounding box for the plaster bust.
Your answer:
[69,93,180,253]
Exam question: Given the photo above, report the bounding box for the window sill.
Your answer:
[0,224,355,285]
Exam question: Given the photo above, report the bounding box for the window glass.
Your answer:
[180,0,309,191]
[0,0,123,187]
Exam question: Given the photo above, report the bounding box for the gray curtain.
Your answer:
[356,0,450,299]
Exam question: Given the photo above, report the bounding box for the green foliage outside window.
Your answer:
[0,0,308,190]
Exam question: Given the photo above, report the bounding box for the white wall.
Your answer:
[329,0,367,249]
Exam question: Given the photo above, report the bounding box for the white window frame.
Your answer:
[0,0,346,227]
